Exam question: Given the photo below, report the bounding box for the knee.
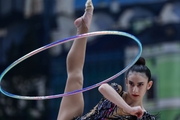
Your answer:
[67,72,83,87]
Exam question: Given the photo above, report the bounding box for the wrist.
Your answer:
[124,105,132,114]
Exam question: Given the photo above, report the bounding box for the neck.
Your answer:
[125,92,145,110]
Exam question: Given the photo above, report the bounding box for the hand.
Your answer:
[74,0,94,31]
[128,106,144,119]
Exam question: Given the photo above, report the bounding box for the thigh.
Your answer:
[57,74,84,120]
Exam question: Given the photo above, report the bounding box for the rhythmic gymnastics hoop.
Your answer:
[0,31,142,100]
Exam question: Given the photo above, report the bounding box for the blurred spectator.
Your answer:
[24,0,44,18]
[159,1,180,24]
[117,7,155,33]
[50,0,76,56]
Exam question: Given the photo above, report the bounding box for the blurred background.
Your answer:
[0,0,180,120]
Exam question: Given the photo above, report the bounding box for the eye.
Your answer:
[129,81,134,86]
[138,83,143,87]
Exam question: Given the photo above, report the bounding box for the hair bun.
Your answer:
[135,57,145,65]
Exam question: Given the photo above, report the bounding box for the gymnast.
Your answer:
[57,0,157,119]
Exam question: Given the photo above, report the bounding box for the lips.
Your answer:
[132,94,139,97]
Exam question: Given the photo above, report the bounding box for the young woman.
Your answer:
[57,0,157,119]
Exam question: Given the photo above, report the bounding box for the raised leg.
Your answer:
[57,0,94,120]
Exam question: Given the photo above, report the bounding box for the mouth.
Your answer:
[132,94,139,97]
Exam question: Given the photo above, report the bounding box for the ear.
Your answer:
[147,80,153,90]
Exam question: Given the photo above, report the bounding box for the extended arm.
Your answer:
[98,83,131,112]
[98,83,143,118]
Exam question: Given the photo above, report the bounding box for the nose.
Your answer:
[133,86,138,93]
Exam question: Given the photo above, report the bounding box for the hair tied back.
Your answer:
[135,57,145,65]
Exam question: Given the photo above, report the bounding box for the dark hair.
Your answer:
[125,57,151,81]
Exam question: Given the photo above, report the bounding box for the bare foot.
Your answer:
[74,0,94,30]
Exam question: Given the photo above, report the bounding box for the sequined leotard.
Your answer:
[74,83,157,120]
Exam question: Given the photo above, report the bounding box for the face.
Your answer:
[126,71,153,101]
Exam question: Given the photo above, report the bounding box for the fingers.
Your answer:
[135,108,144,119]
[130,106,144,119]
[136,111,143,118]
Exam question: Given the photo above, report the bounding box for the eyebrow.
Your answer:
[129,80,144,84]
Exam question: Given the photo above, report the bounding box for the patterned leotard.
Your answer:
[74,83,157,120]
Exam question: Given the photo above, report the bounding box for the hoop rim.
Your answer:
[0,31,142,100]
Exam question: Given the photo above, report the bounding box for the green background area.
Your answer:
[144,45,180,120]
